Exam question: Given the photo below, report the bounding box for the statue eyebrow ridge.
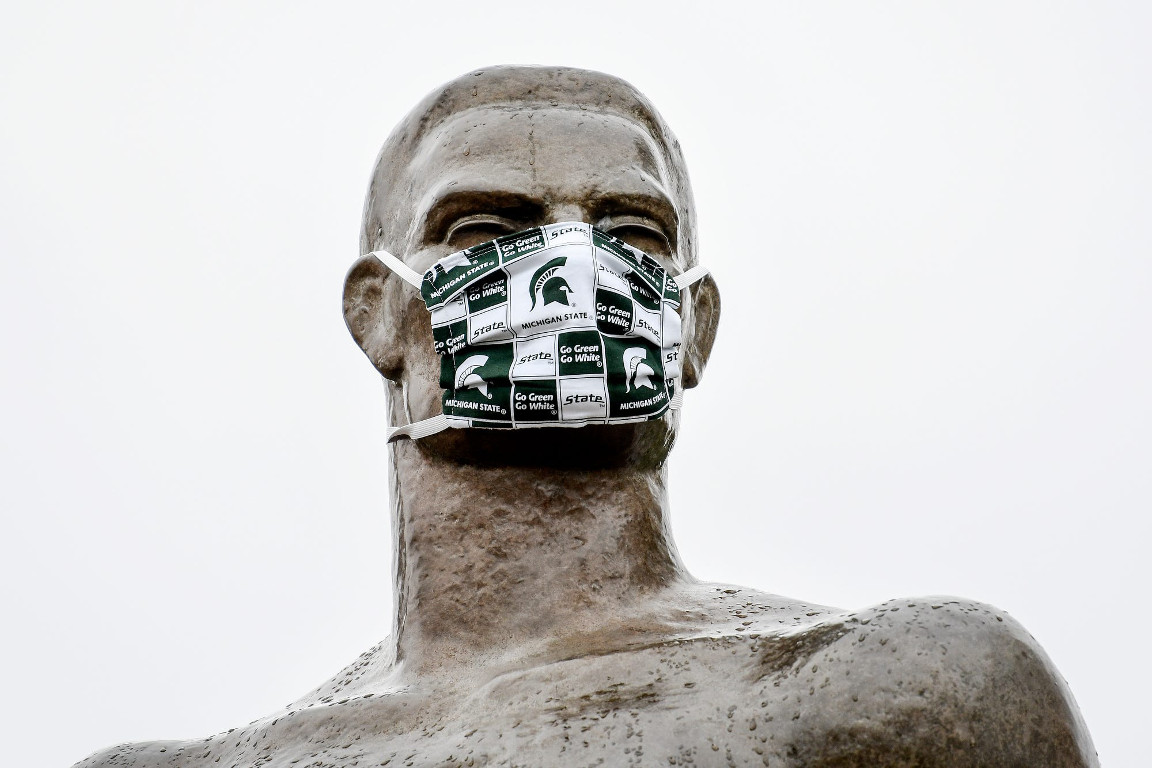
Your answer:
[589,189,680,245]
[421,188,546,244]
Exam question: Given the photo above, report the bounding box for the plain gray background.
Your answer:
[2,2,1147,766]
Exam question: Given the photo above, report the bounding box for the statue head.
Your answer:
[343,66,720,467]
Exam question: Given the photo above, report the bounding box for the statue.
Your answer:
[75,66,1097,767]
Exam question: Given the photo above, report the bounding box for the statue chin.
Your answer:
[411,418,677,470]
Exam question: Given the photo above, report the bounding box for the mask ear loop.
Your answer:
[366,251,455,442]
[672,264,710,291]
[668,265,711,414]
[369,250,425,289]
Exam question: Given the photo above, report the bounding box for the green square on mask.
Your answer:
[596,287,634,336]
[465,271,509,313]
[557,331,605,376]
[512,380,560,423]
[603,337,667,418]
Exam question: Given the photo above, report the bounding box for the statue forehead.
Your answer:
[388,105,674,226]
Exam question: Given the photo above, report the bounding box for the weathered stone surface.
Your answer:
[75,67,1096,767]
[77,592,1095,767]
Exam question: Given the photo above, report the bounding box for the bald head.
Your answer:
[360,66,698,268]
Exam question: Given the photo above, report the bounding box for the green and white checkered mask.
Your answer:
[369,221,709,441]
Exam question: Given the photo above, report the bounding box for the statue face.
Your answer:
[399,107,682,269]
[358,105,702,467]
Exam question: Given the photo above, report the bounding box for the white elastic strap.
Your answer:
[668,265,706,411]
[673,265,710,290]
[387,414,451,443]
[369,250,443,441]
[370,250,424,289]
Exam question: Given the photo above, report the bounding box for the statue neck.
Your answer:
[386,437,687,673]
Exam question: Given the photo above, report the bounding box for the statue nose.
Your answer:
[548,205,590,224]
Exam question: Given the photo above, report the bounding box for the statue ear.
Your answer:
[343,254,404,382]
[682,273,720,390]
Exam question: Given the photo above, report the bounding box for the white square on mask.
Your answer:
[559,377,609,422]
[511,336,557,380]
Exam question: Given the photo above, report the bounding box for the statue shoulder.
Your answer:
[287,637,395,708]
[782,596,1099,767]
[72,740,185,768]
[70,640,403,768]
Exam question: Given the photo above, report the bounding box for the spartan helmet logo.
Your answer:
[623,347,656,393]
[455,354,491,398]
[529,256,574,310]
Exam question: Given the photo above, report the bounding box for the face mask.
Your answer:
[369,221,709,441]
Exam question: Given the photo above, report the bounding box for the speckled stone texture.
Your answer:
[74,67,1097,768]
[77,593,1094,767]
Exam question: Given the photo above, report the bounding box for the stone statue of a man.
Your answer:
[76,66,1097,768]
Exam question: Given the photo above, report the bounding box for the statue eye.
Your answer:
[600,217,673,258]
[446,216,518,250]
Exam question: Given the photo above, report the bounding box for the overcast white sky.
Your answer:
[2,2,1148,766]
